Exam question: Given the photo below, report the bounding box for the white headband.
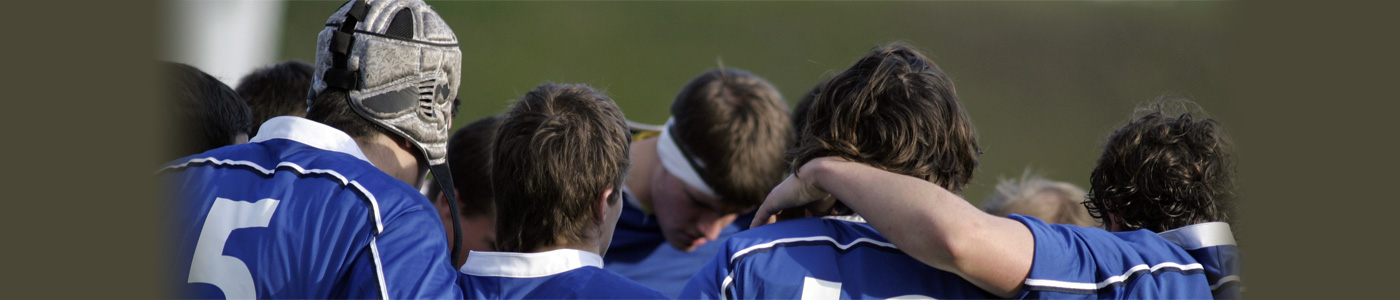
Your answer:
[656,118,718,199]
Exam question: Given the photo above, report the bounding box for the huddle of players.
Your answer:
[165,0,1239,299]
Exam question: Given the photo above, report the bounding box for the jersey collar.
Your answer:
[1157,222,1236,250]
[459,248,603,278]
[250,116,371,164]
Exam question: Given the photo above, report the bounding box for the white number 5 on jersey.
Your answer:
[189,198,281,299]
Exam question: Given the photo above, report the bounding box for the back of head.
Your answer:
[236,60,314,135]
[790,43,981,192]
[670,68,792,210]
[442,115,502,218]
[305,0,461,168]
[785,81,823,164]
[982,172,1096,227]
[493,83,630,252]
[1085,98,1237,232]
[165,61,252,160]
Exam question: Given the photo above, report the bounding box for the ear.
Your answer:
[595,187,615,223]
[396,135,416,151]
[435,190,449,205]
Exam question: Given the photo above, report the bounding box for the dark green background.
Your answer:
[17,0,1397,298]
[278,1,1230,210]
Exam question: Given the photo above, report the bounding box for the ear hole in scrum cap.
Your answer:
[384,8,414,40]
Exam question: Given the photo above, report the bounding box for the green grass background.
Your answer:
[275,1,1231,208]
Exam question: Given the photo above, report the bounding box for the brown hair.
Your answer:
[425,115,501,218]
[790,43,981,192]
[785,80,824,165]
[670,68,792,210]
[492,83,630,252]
[1085,98,1236,232]
[235,60,313,136]
[165,61,252,160]
[305,88,389,140]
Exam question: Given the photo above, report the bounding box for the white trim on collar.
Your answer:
[1157,222,1236,250]
[250,116,371,164]
[459,249,604,278]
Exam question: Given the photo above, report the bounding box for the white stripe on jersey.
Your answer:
[721,235,899,300]
[1211,275,1241,291]
[1023,262,1204,292]
[163,157,392,299]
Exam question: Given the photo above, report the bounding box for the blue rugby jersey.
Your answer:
[162,116,462,299]
[1158,222,1243,299]
[1009,214,1214,299]
[680,216,995,300]
[604,189,751,297]
[458,249,669,299]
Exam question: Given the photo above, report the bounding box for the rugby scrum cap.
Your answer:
[309,0,461,168]
[309,0,465,264]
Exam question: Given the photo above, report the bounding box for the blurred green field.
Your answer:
[276,1,1231,207]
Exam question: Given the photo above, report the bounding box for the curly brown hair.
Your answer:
[1085,99,1237,232]
[789,43,981,192]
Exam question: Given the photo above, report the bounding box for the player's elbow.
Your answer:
[944,215,1033,297]
[942,216,997,276]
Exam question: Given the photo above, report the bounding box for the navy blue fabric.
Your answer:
[1187,243,1242,299]
[164,138,461,299]
[680,217,995,300]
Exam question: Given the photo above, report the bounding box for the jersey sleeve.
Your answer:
[1007,214,1213,299]
[356,205,464,299]
[679,245,731,300]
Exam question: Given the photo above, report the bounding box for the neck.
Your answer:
[531,238,603,256]
[357,133,424,186]
[625,138,660,211]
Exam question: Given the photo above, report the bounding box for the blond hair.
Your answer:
[982,170,1097,227]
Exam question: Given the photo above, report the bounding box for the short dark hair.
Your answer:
[235,60,314,136]
[1085,99,1236,232]
[166,61,252,159]
[426,115,502,218]
[790,43,981,192]
[305,88,389,140]
[492,83,630,252]
[786,80,825,164]
[670,68,791,210]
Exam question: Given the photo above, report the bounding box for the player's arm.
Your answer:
[753,157,1034,298]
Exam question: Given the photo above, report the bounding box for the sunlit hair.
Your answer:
[492,83,630,252]
[670,67,791,210]
[790,43,981,192]
[982,170,1096,227]
[1085,98,1237,232]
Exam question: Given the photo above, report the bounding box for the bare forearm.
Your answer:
[801,159,1033,297]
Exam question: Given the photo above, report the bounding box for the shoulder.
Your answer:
[1006,215,1210,298]
[164,139,431,224]
[574,267,670,299]
[1008,214,1193,262]
[726,217,890,251]
[714,217,897,272]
